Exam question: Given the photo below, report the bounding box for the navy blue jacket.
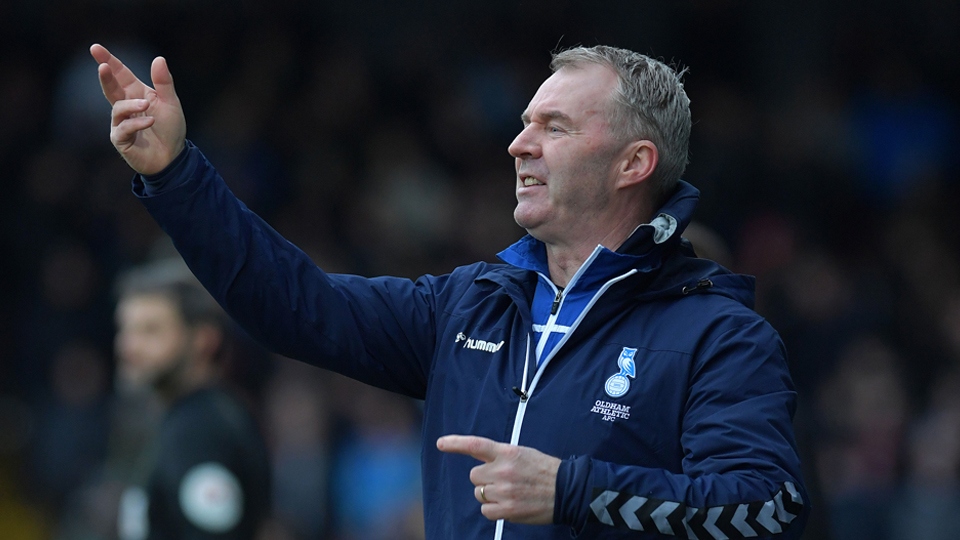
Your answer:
[136,142,808,539]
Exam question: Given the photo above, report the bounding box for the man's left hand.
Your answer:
[437,435,561,524]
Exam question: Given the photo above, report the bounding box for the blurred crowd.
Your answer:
[1,1,959,539]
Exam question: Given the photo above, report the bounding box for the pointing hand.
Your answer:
[437,434,560,525]
[90,43,186,175]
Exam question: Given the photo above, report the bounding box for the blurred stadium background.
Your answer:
[1,1,959,539]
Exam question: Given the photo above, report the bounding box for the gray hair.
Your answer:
[551,45,691,200]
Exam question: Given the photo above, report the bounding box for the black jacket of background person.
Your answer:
[145,386,270,539]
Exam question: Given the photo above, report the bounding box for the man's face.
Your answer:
[115,294,190,390]
[508,63,627,245]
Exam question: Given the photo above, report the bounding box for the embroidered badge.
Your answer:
[604,347,637,398]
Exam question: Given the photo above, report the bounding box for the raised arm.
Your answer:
[90,43,186,175]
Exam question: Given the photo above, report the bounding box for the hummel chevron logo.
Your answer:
[589,482,803,539]
[455,332,505,353]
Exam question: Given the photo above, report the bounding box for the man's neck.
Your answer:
[544,215,650,287]
[545,245,588,288]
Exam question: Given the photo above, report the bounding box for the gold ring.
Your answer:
[479,484,488,503]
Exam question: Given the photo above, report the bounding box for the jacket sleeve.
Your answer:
[554,318,809,539]
[133,141,436,398]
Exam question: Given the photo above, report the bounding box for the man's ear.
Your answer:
[616,140,658,189]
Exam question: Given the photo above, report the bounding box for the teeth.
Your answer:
[523,177,543,186]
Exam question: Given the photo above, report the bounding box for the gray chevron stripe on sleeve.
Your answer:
[587,482,803,539]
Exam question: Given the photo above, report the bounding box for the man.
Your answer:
[113,259,270,539]
[92,42,808,539]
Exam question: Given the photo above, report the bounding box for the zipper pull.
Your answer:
[550,288,564,315]
[512,386,528,402]
[682,278,714,295]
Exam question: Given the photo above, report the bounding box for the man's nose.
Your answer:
[508,124,540,159]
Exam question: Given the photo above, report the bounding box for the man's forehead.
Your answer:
[522,64,617,120]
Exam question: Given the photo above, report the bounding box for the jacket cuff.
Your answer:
[132,140,199,197]
[555,455,593,531]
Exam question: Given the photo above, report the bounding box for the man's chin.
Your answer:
[513,205,545,232]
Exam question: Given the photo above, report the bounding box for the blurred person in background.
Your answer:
[111,258,270,540]
[91,41,808,540]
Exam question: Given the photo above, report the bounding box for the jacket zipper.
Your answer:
[496,336,532,540]
[494,256,638,540]
[550,288,563,315]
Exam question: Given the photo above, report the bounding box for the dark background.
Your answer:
[1,1,959,538]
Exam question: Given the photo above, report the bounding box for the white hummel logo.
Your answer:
[455,332,504,353]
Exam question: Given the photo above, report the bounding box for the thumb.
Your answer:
[437,435,500,463]
[151,56,178,103]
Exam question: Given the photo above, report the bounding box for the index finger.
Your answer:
[437,435,501,463]
[90,43,147,103]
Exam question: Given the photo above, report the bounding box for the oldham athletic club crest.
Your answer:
[604,347,637,398]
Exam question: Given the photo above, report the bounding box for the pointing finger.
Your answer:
[437,435,501,463]
[89,43,111,74]
[89,43,113,65]
[90,43,147,100]
[97,62,124,105]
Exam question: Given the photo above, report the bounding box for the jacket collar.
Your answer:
[496,180,701,285]
[480,180,756,315]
